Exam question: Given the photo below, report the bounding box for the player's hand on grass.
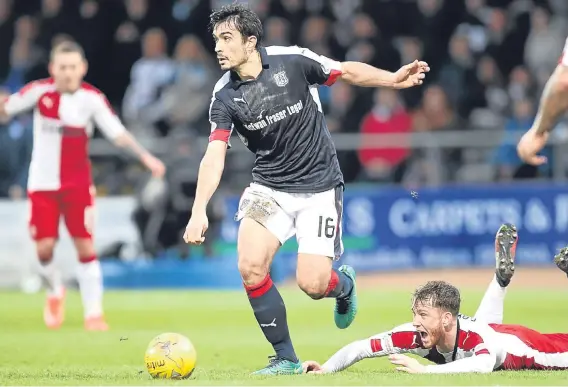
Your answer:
[517,128,549,166]
[141,154,166,178]
[183,211,208,245]
[389,354,426,374]
[393,60,430,89]
[302,360,324,374]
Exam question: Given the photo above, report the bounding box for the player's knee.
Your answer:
[296,275,328,300]
[237,254,269,285]
[73,238,96,262]
[36,239,56,262]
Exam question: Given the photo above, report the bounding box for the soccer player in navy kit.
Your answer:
[183,4,430,375]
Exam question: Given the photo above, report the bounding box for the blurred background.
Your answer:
[1,0,568,291]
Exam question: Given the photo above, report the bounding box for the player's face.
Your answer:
[411,302,445,349]
[213,21,254,71]
[49,52,87,93]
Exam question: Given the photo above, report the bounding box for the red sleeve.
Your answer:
[459,329,492,357]
[459,330,485,351]
[369,325,426,356]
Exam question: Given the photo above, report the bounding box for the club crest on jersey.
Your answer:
[41,96,53,109]
[272,71,288,87]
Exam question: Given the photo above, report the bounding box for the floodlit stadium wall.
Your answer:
[0,182,564,290]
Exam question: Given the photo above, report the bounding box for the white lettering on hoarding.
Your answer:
[345,198,374,237]
[555,195,568,232]
[389,198,523,238]
[524,198,550,233]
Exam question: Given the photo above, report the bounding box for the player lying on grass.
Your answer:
[303,223,568,374]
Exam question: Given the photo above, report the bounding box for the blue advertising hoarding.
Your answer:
[220,183,567,272]
[103,183,567,288]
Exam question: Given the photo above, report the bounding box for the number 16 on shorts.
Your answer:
[318,216,336,239]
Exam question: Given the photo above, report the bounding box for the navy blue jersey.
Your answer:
[208,46,344,193]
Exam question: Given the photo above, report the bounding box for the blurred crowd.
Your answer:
[2,0,568,200]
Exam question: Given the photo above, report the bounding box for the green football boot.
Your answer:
[250,356,303,376]
[334,264,358,329]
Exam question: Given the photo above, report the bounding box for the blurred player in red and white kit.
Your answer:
[303,224,568,374]
[517,39,568,277]
[0,41,166,331]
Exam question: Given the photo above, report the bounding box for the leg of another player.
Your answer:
[73,238,108,331]
[37,237,65,329]
[474,223,518,324]
[238,218,301,375]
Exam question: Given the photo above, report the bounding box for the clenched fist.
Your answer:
[183,211,208,245]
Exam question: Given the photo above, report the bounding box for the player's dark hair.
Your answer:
[50,40,85,61]
[412,281,461,316]
[209,3,263,48]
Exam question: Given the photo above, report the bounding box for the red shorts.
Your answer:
[27,185,95,240]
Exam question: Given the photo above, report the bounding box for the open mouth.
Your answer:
[418,330,428,340]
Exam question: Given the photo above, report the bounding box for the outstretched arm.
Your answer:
[517,64,568,165]
[294,46,429,90]
[532,65,568,135]
[305,323,428,374]
[1,80,53,118]
[91,92,165,177]
[319,338,377,373]
[340,60,429,89]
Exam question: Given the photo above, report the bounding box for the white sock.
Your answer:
[39,260,64,298]
[76,260,104,319]
[473,275,507,324]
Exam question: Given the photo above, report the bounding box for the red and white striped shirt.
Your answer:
[321,316,568,373]
[3,78,126,191]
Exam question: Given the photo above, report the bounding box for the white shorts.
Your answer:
[235,183,344,259]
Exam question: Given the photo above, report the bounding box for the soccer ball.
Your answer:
[144,332,197,379]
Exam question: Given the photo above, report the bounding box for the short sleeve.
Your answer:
[91,91,127,140]
[208,98,234,147]
[296,47,343,86]
[4,80,53,116]
[368,323,429,357]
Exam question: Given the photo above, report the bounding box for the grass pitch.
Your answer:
[0,286,567,385]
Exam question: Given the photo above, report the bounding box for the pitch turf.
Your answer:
[0,286,567,385]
